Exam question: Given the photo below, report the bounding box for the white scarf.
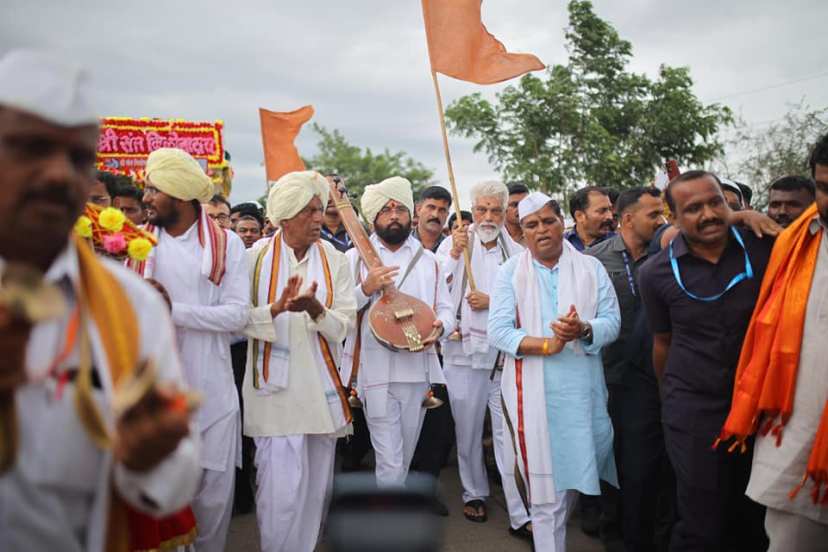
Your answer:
[128,207,227,286]
[251,233,334,396]
[451,225,515,356]
[501,240,598,505]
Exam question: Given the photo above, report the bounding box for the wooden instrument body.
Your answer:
[368,287,436,352]
[328,183,437,352]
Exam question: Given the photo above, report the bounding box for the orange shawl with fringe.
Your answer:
[716,204,826,504]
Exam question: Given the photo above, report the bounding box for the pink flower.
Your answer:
[103,233,127,254]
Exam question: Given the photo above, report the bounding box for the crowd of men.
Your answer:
[1,50,827,552]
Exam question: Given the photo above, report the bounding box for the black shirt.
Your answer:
[585,234,649,385]
[638,227,774,433]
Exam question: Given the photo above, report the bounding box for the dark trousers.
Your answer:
[608,375,676,552]
[664,421,768,552]
[230,341,256,514]
[410,384,455,479]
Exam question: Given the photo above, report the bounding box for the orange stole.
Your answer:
[251,238,350,422]
[75,237,198,550]
[717,204,827,503]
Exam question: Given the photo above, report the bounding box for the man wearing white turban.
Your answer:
[136,147,250,552]
[241,170,356,552]
[0,51,200,551]
[341,176,455,487]
[488,193,620,551]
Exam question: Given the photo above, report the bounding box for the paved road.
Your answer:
[226,463,605,551]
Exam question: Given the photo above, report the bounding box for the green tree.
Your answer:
[716,102,827,210]
[445,0,732,195]
[304,123,435,198]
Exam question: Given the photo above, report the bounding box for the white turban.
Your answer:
[145,148,214,204]
[360,176,415,224]
[518,191,554,221]
[0,50,97,126]
[266,170,329,224]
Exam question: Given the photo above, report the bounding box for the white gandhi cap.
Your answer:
[0,49,97,126]
[517,191,554,221]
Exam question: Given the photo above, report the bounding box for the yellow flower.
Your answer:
[127,237,153,261]
[74,215,93,238]
[98,207,126,232]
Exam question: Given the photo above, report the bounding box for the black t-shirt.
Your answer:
[638,227,774,433]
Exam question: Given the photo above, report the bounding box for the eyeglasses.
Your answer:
[378,205,410,216]
[210,213,231,223]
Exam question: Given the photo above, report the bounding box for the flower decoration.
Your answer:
[102,233,127,255]
[127,237,153,262]
[76,203,156,261]
[74,216,93,238]
[98,207,126,232]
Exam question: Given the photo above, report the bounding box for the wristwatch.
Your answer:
[580,321,593,344]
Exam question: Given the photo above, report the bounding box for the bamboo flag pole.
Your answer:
[430,70,476,291]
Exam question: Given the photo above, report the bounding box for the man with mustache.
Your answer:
[436,181,529,536]
[342,176,454,488]
[0,50,199,551]
[767,175,815,228]
[489,192,621,550]
[136,148,250,552]
[565,186,616,252]
[639,171,776,551]
[410,184,454,513]
[413,185,452,253]
[242,171,356,552]
[586,187,675,551]
[505,182,529,245]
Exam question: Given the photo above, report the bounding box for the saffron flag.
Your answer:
[421,0,545,85]
[259,105,314,183]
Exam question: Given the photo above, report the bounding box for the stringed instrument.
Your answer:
[328,181,437,353]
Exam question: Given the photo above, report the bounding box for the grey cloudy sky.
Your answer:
[2,0,827,205]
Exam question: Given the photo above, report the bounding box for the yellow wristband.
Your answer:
[542,338,550,356]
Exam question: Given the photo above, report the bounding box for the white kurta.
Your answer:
[342,234,455,415]
[151,222,249,448]
[150,221,249,552]
[242,236,357,438]
[0,243,200,552]
[437,228,528,528]
[341,234,455,486]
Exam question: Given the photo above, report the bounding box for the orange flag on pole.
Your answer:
[259,105,314,183]
[421,0,545,85]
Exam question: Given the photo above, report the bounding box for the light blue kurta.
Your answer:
[488,255,619,495]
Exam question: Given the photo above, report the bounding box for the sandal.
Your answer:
[463,499,488,523]
[509,521,533,541]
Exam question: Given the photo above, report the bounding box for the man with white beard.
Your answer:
[436,181,530,539]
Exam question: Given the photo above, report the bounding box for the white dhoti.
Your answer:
[192,411,241,552]
[531,490,577,552]
[253,434,336,552]
[363,382,429,487]
[445,363,530,529]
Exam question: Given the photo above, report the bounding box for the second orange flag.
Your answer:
[259,105,314,183]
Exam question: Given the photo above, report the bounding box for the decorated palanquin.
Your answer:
[95,117,233,197]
